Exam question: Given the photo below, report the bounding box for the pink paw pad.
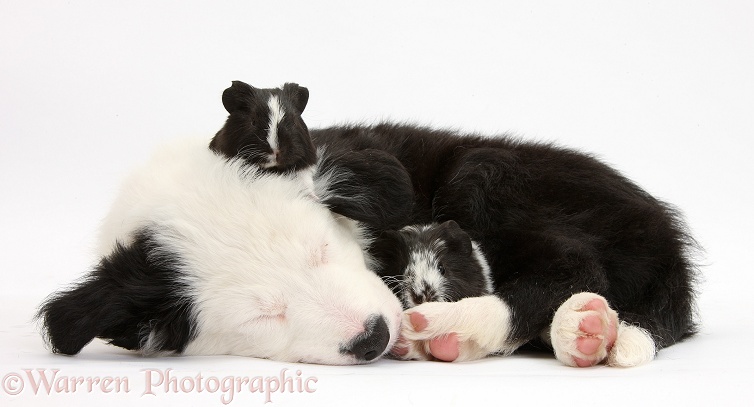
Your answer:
[406,312,460,362]
[573,298,618,367]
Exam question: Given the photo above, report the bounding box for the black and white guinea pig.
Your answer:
[371,220,494,308]
[209,80,317,190]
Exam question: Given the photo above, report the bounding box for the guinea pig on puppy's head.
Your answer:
[209,81,317,177]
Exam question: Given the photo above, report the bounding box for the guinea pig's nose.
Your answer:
[343,315,390,362]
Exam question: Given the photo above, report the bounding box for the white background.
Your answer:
[1,1,752,406]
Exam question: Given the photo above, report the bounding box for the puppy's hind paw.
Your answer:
[551,292,656,367]
[551,292,618,367]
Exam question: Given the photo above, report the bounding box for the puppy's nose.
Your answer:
[343,315,390,362]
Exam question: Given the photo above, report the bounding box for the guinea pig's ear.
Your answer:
[282,82,309,113]
[222,80,256,113]
[440,220,473,256]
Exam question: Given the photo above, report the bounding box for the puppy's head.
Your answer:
[37,185,404,365]
[185,209,405,364]
[37,139,403,365]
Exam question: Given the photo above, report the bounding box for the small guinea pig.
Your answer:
[209,81,317,190]
[371,220,494,308]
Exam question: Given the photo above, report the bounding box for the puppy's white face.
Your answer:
[184,212,403,364]
[245,265,402,364]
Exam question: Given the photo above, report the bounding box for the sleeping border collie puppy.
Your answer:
[311,123,698,367]
[36,83,413,364]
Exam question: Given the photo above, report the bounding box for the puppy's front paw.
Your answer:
[395,296,512,362]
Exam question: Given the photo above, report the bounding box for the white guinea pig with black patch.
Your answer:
[371,220,494,308]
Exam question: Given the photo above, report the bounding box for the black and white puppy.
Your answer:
[311,122,699,367]
[371,220,493,309]
[37,84,414,365]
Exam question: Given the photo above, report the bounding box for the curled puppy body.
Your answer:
[372,220,493,309]
[312,122,698,367]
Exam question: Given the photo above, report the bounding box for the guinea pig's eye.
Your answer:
[438,264,446,275]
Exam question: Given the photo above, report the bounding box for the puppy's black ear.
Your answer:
[369,231,408,295]
[37,274,116,355]
[282,83,309,113]
[38,236,197,356]
[316,149,414,231]
[440,220,472,256]
[222,81,256,113]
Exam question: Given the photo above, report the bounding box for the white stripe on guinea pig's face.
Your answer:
[264,94,285,168]
[395,222,494,309]
[403,226,447,308]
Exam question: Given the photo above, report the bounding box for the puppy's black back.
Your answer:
[312,123,698,348]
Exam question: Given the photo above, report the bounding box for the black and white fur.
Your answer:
[372,220,493,309]
[209,81,414,232]
[311,122,698,367]
[37,83,418,364]
[38,138,404,364]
